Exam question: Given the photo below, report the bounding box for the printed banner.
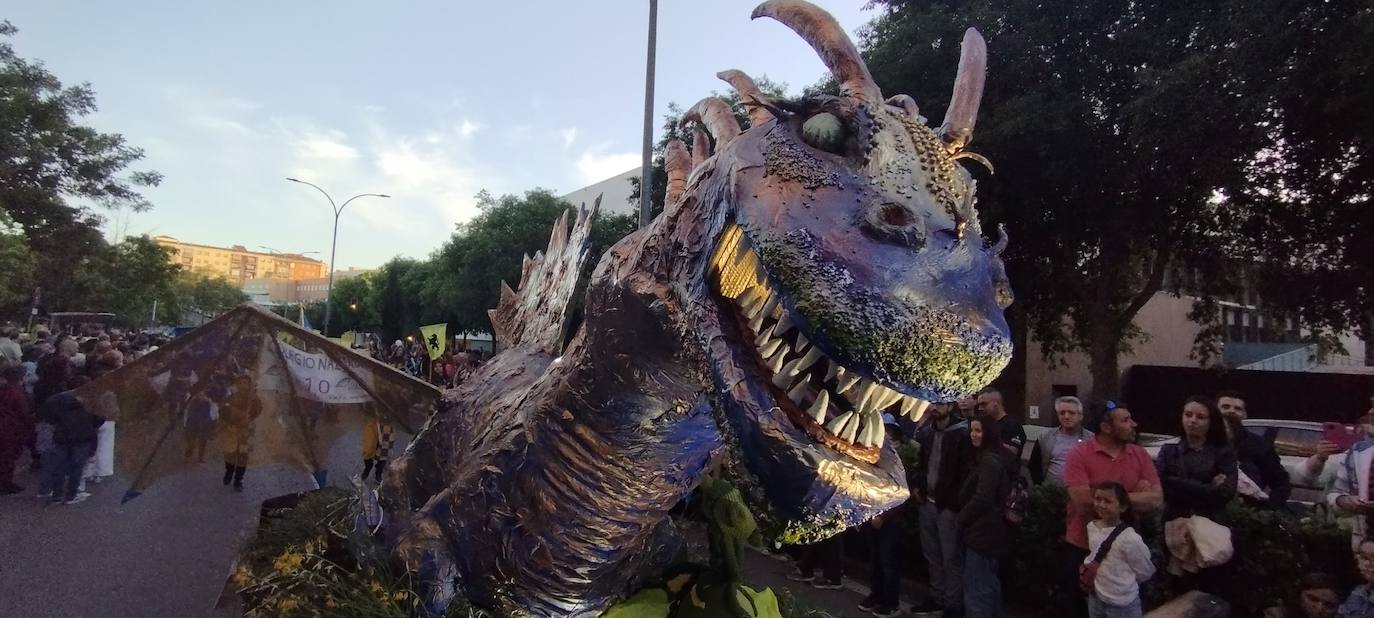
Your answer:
[419,323,447,360]
[263,338,371,403]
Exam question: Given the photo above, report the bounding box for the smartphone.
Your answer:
[1323,422,1359,452]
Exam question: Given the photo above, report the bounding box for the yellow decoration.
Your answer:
[419,323,448,360]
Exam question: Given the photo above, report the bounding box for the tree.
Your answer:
[0,21,161,312]
[0,210,35,310]
[327,273,379,336]
[164,272,247,324]
[427,189,639,339]
[857,0,1373,399]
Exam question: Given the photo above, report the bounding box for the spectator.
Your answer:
[859,414,907,618]
[1215,390,1290,509]
[219,376,260,492]
[0,366,33,494]
[1264,572,1340,618]
[1083,481,1155,618]
[33,355,71,409]
[1326,410,1374,550]
[1305,394,1374,488]
[911,401,971,616]
[37,375,100,504]
[361,416,396,484]
[977,387,1026,459]
[957,415,1015,618]
[1060,401,1163,618]
[1030,396,1095,485]
[1156,396,1237,524]
[0,325,21,369]
[786,535,845,590]
[183,388,221,464]
[1337,537,1374,617]
[956,396,977,422]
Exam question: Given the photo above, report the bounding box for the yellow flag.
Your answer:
[419,323,447,360]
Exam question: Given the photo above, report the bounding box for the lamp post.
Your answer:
[286,178,390,336]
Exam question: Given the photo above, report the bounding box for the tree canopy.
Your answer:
[857,0,1374,398]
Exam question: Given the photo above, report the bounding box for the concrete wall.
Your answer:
[1024,293,1203,425]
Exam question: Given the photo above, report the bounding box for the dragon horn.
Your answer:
[939,28,987,152]
[691,128,711,169]
[752,0,881,103]
[664,139,691,206]
[717,69,772,127]
[679,96,742,154]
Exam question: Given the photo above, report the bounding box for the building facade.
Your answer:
[154,235,326,284]
[561,168,639,216]
[242,267,372,305]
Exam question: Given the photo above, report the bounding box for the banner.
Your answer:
[419,323,447,360]
[264,338,371,404]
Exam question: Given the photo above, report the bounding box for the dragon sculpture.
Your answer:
[379,1,1013,615]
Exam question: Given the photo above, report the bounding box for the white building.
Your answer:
[562,168,639,216]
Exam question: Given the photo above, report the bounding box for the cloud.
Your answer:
[457,119,483,138]
[296,134,359,160]
[558,127,578,149]
[575,147,641,185]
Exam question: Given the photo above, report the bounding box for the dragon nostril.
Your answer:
[878,203,911,227]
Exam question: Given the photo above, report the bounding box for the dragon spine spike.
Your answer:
[487,197,601,355]
[717,69,773,126]
[751,0,882,102]
[680,96,743,152]
[692,128,711,169]
[885,94,922,121]
[664,139,691,206]
[939,27,988,151]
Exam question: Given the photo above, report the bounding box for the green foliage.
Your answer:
[774,589,836,618]
[0,20,160,319]
[1205,502,1356,616]
[858,0,1374,396]
[602,589,671,618]
[163,272,247,324]
[1006,483,1068,606]
[0,210,35,309]
[328,272,380,336]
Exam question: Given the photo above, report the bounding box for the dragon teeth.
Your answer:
[759,338,784,358]
[824,361,838,382]
[787,381,809,404]
[748,312,765,333]
[754,325,776,348]
[761,296,780,321]
[909,398,931,421]
[738,287,761,315]
[772,371,794,390]
[795,333,809,353]
[840,413,861,443]
[826,411,854,435]
[774,313,794,334]
[899,396,918,417]
[807,390,829,423]
[768,348,788,374]
[835,371,860,394]
[853,380,878,414]
[795,347,824,373]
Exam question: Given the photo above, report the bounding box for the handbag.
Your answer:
[1079,523,1128,592]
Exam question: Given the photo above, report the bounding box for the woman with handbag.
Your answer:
[1156,395,1237,593]
[1082,481,1156,618]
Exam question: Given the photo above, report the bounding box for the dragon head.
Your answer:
[668,0,1012,542]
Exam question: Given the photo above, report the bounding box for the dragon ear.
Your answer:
[752,0,882,103]
[717,69,773,127]
[939,28,987,152]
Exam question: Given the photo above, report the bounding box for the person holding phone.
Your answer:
[1327,397,1374,550]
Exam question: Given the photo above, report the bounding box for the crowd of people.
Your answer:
[365,334,488,389]
[786,387,1374,618]
[0,322,165,503]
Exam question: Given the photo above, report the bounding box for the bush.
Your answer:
[1006,483,1068,606]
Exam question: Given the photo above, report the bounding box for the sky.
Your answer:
[6,1,874,271]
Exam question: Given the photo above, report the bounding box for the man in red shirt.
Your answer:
[1057,401,1163,617]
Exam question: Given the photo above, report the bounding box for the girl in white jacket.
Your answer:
[1084,481,1157,618]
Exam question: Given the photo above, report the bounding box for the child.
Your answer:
[1083,481,1156,618]
[361,416,395,483]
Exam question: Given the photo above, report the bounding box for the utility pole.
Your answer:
[638,0,658,229]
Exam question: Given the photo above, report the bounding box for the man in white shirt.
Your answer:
[1327,407,1374,548]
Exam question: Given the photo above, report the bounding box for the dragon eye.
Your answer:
[801,112,846,153]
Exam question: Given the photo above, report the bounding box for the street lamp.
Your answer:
[286,178,390,336]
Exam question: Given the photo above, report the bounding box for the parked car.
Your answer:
[1140,419,1349,504]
